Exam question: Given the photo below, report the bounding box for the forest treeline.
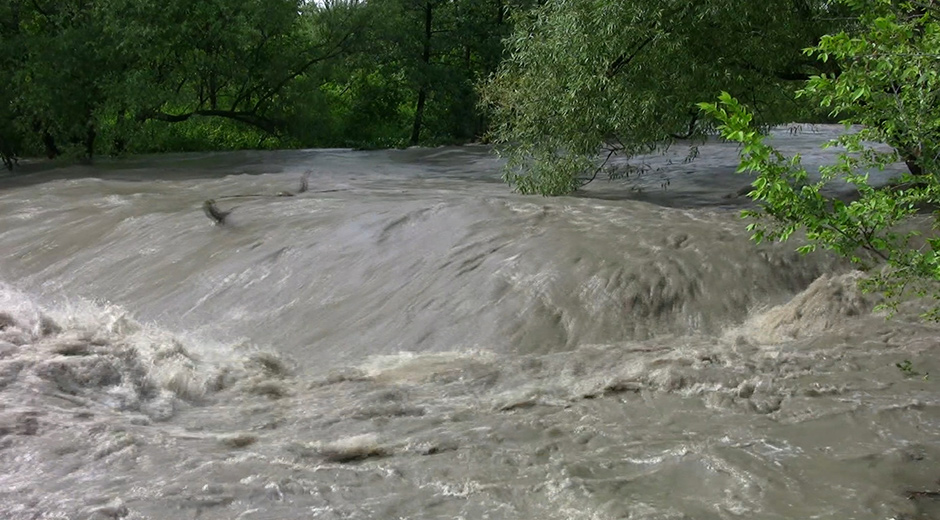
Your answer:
[0,0,930,181]
[0,0,531,165]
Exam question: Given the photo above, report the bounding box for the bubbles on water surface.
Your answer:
[0,283,301,519]
[0,140,939,519]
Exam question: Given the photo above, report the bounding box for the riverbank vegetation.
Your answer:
[486,0,940,315]
[702,0,940,317]
[483,0,848,195]
[0,0,531,165]
[2,0,927,178]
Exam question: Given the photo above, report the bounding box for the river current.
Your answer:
[1,126,938,519]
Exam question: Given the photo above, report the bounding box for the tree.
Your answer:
[801,0,939,178]
[0,1,24,168]
[100,0,365,149]
[2,0,114,159]
[700,0,940,317]
[1,0,536,159]
[0,0,366,159]
[482,0,843,195]
[347,0,528,146]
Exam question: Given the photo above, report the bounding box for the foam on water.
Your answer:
[0,283,287,414]
[2,275,939,519]
[0,283,296,519]
[1,133,939,519]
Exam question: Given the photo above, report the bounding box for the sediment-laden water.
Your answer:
[1,127,938,519]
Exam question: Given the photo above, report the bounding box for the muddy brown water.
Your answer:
[1,127,939,519]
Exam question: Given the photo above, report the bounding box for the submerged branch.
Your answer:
[578,149,616,188]
[202,199,230,225]
[201,172,315,225]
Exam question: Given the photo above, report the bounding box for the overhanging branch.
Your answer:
[669,111,699,139]
[606,35,656,79]
[147,109,283,134]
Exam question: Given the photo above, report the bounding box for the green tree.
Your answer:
[335,0,527,146]
[2,0,115,159]
[802,0,939,177]
[101,0,364,149]
[700,0,940,317]
[1,0,366,159]
[1,0,528,159]
[0,1,25,167]
[482,0,842,195]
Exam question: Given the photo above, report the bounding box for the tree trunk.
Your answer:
[410,88,428,145]
[42,131,59,159]
[84,123,96,159]
[0,150,12,171]
[410,1,433,145]
[897,145,928,176]
[0,136,14,170]
[112,109,127,154]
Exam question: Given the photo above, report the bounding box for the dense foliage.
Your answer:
[0,0,525,165]
[701,0,940,317]
[482,0,844,195]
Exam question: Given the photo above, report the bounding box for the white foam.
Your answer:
[0,283,288,420]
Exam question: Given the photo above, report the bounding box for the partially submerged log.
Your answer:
[202,199,231,225]
[201,171,313,225]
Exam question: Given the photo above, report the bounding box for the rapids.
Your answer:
[0,126,938,519]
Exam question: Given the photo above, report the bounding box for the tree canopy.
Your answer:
[2,0,361,160]
[482,0,844,195]
[0,0,528,164]
[701,0,940,316]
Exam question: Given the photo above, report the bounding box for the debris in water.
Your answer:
[906,488,940,500]
[202,199,230,225]
[218,432,258,449]
[288,433,389,463]
[318,434,389,462]
[202,172,311,224]
[83,498,129,519]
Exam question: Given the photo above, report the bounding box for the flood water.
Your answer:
[1,126,939,519]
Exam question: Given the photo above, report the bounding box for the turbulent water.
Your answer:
[1,126,939,520]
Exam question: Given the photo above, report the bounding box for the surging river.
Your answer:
[1,127,938,519]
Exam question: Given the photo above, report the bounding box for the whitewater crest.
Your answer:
[730,271,880,344]
[0,283,289,423]
[0,283,299,519]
